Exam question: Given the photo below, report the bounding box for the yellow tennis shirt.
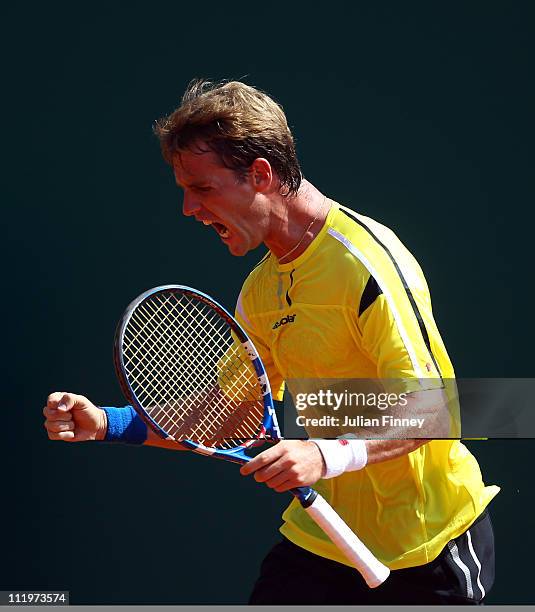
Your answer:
[234,200,499,570]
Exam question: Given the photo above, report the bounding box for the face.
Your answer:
[172,147,270,256]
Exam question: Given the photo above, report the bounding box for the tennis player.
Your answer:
[44,79,499,605]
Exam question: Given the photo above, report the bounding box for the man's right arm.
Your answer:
[43,392,187,450]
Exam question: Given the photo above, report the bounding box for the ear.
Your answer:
[249,158,273,193]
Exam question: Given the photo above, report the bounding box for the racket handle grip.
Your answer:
[303,493,390,588]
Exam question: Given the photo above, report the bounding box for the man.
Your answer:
[44,79,498,604]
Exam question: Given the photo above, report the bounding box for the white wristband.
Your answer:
[313,439,368,479]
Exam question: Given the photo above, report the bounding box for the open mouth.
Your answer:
[203,220,230,239]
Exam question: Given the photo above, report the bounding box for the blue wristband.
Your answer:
[101,405,147,444]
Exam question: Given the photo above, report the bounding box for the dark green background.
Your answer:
[3,2,534,605]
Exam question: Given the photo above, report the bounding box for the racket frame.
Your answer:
[114,284,390,588]
[114,285,280,463]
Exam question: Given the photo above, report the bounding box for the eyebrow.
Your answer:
[175,179,209,189]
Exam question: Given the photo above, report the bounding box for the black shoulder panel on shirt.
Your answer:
[340,208,443,379]
[359,274,383,316]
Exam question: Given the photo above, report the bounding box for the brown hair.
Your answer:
[153,79,302,196]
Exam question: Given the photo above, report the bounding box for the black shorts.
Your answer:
[249,509,495,605]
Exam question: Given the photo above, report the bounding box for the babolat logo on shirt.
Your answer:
[272,314,296,329]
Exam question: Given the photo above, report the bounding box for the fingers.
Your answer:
[44,392,78,442]
[250,458,296,492]
[46,392,77,412]
[251,457,289,484]
[239,445,282,476]
[43,410,75,441]
[45,420,75,434]
[47,430,76,441]
[43,391,87,420]
[258,468,293,493]
[43,405,73,421]
[240,448,295,492]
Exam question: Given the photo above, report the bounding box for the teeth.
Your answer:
[220,228,229,238]
[202,220,212,226]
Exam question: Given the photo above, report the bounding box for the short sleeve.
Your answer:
[357,281,444,393]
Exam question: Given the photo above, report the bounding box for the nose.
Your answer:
[182,191,201,217]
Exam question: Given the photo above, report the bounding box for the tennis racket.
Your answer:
[113,284,390,588]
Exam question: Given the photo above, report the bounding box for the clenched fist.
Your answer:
[43,392,107,442]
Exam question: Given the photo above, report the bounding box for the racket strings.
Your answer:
[133,299,224,395]
[121,291,265,449]
[125,297,229,428]
[129,296,227,401]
